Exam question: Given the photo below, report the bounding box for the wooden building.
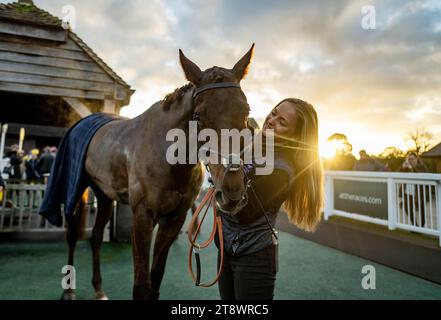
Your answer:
[0,0,134,150]
[422,142,441,173]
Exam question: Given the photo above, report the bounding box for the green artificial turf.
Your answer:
[1,212,441,300]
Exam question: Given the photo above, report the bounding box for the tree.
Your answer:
[327,133,353,156]
[405,129,433,156]
[379,146,405,159]
[378,146,405,172]
[324,133,356,170]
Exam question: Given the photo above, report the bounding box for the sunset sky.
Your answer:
[4,0,441,156]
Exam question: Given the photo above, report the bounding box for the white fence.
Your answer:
[324,171,441,246]
[3,172,441,246]
[0,183,97,232]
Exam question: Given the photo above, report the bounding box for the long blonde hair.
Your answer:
[275,98,324,232]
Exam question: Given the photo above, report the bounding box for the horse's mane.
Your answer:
[162,83,194,111]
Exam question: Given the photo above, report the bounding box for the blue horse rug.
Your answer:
[39,113,122,227]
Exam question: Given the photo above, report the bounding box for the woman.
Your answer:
[215,98,324,300]
[399,152,428,173]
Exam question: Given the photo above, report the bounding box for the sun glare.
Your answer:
[320,139,342,159]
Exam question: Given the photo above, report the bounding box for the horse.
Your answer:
[62,44,255,300]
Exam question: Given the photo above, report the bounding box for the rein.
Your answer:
[187,187,223,287]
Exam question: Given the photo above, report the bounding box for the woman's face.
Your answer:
[407,154,418,167]
[262,101,297,143]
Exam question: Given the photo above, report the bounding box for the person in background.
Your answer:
[0,173,5,191]
[353,150,388,172]
[25,149,41,182]
[399,151,428,173]
[398,152,429,227]
[37,147,55,183]
[8,145,23,180]
[0,172,5,205]
[50,146,58,158]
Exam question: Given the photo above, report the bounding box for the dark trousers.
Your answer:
[217,244,277,300]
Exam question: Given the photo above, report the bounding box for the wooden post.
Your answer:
[63,97,92,118]
[103,99,116,114]
[18,127,25,152]
[0,124,7,172]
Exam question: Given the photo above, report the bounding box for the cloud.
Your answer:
[2,0,440,153]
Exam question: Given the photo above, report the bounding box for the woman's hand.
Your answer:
[402,160,412,170]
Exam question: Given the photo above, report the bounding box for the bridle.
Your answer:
[191,81,251,213]
[192,82,241,99]
[187,81,279,287]
[188,81,252,287]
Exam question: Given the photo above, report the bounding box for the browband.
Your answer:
[193,82,241,98]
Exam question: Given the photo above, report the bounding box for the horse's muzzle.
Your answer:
[215,190,248,216]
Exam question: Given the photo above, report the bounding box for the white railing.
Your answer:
[324,171,441,246]
[0,183,97,232]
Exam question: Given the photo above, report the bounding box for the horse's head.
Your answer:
[179,44,255,215]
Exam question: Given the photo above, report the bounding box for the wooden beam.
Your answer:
[114,83,128,101]
[0,82,104,100]
[0,51,103,73]
[0,60,113,83]
[0,33,81,51]
[0,21,67,42]
[0,41,91,61]
[63,97,92,118]
[6,123,68,138]
[103,99,116,114]
[0,70,114,94]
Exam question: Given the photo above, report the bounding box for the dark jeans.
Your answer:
[217,244,277,300]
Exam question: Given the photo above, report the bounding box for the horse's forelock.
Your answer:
[201,67,235,84]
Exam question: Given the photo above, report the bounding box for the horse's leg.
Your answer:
[60,200,86,300]
[191,203,198,237]
[150,211,187,299]
[90,191,113,300]
[131,201,155,300]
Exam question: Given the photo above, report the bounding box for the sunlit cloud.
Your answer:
[3,0,440,154]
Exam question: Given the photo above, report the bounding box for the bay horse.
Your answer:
[62,44,255,300]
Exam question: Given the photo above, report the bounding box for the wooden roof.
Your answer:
[0,1,61,28]
[0,0,134,105]
[422,142,441,158]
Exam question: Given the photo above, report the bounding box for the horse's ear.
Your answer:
[232,43,255,81]
[179,49,202,85]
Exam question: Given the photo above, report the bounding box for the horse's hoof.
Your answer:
[61,290,76,300]
[148,290,160,300]
[94,291,109,300]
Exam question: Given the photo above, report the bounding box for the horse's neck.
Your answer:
[139,88,195,131]
[136,88,198,169]
[163,89,195,131]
